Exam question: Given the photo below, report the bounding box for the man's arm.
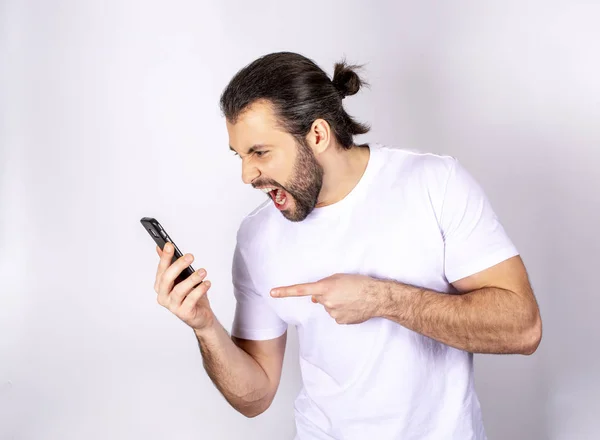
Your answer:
[194,315,287,417]
[375,255,542,354]
[154,238,286,418]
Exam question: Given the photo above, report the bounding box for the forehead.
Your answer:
[230,100,278,129]
[226,100,288,152]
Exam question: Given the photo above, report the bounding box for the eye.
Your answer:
[255,150,268,158]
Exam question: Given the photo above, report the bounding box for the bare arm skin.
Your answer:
[375,256,542,354]
[194,320,287,417]
[154,244,287,417]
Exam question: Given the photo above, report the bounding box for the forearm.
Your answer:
[375,280,541,354]
[194,315,271,417]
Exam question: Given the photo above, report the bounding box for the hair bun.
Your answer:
[332,60,366,99]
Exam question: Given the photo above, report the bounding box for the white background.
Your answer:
[1,1,599,439]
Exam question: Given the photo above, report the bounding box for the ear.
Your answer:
[305,118,332,155]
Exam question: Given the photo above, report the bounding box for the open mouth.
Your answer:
[259,187,289,210]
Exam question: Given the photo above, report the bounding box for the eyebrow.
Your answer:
[229,144,270,155]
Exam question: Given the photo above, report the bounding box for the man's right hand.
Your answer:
[154,243,214,331]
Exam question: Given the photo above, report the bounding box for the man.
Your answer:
[153,52,542,439]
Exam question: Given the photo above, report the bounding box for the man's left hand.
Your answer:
[270,273,383,325]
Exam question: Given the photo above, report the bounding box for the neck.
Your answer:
[316,144,370,208]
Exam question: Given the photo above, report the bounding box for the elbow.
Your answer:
[242,410,262,419]
[238,395,274,418]
[519,311,542,355]
[241,405,268,418]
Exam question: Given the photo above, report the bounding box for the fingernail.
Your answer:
[204,280,211,287]
[197,269,206,276]
[164,243,171,252]
[271,289,278,297]
[185,254,193,262]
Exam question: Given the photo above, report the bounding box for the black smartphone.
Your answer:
[140,217,196,285]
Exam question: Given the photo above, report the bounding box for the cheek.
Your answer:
[265,159,292,184]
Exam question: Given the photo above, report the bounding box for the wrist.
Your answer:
[372,278,409,321]
[369,277,392,318]
[193,313,218,340]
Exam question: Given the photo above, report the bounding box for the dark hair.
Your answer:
[219,51,370,150]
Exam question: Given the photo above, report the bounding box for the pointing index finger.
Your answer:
[271,282,321,298]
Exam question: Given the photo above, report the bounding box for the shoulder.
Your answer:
[387,145,455,171]
[234,199,275,253]
[371,144,464,221]
[375,144,457,190]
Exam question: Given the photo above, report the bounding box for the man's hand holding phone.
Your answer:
[154,243,214,332]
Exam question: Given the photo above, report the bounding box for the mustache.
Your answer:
[253,180,283,190]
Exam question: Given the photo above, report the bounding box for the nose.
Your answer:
[241,160,260,185]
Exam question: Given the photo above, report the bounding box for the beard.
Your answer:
[256,138,324,222]
[283,138,324,221]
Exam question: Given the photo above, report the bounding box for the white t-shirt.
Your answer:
[231,143,518,440]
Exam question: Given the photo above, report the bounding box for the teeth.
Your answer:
[275,189,286,205]
[258,187,286,205]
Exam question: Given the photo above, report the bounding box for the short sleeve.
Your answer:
[231,242,287,340]
[439,158,519,283]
